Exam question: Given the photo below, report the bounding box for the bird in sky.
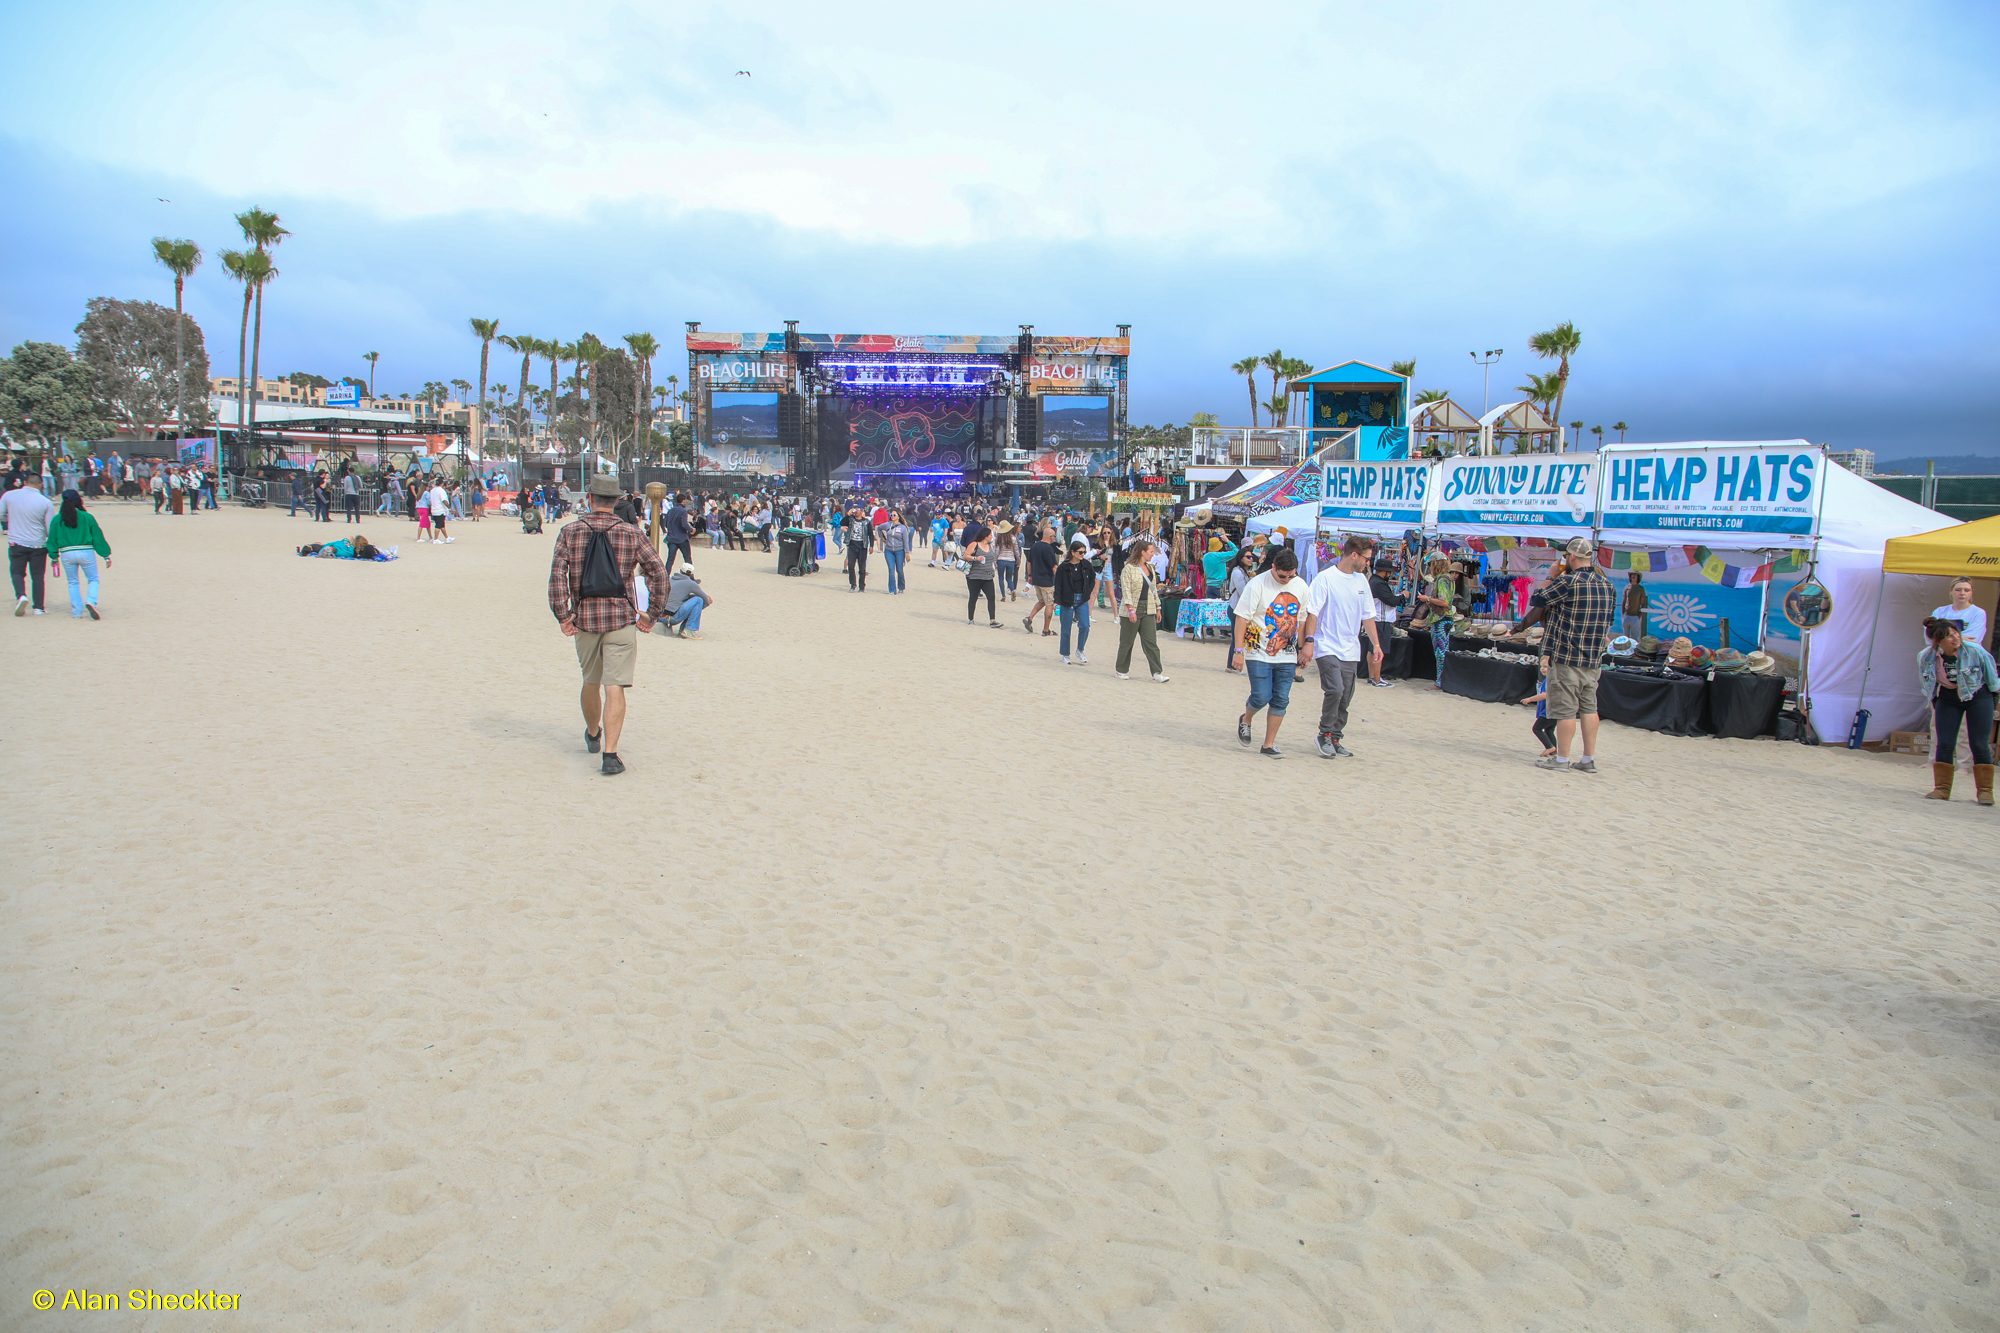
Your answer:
[735,70,751,76]
[157,197,171,202]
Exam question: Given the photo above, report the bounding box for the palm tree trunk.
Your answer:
[1246,377,1258,428]
[172,275,186,443]
[476,341,490,465]
[249,282,265,451]
[236,285,252,445]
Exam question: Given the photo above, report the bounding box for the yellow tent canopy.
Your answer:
[1881,514,2000,578]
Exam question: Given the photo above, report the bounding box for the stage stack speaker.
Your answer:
[1016,398,1042,452]
[778,392,805,482]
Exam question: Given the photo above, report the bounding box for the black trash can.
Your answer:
[777,528,816,576]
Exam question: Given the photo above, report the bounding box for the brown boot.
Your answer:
[1976,764,1995,807]
[1925,763,1954,800]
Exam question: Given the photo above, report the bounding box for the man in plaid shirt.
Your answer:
[1536,536,1617,774]
[549,475,670,775]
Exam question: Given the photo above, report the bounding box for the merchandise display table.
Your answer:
[1174,598,1233,638]
[1705,672,1786,739]
[1440,652,1540,705]
[1597,668,1709,737]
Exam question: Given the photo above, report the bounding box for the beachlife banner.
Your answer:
[1433,456,1596,535]
[1597,443,1823,545]
[1318,460,1431,527]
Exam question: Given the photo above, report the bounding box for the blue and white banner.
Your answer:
[1433,457,1596,534]
[1597,443,1822,545]
[1319,460,1431,527]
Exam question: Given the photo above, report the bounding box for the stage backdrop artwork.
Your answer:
[847,397,978,474]
[1597,443,1824,545]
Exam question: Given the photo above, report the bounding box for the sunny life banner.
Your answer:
[1433,457,1597,535]
[1597,444,1823,545]
[1318,460,1432,528]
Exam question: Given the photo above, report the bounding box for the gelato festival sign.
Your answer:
[1319,462,1431,526]
[1435,457,1596,531]
[1599,445,1822,541]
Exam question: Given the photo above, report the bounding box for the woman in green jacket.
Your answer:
[47,489,112,619]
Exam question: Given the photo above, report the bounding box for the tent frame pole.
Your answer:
[1849,567,1888,747]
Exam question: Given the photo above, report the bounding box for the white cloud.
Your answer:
[8,0,1995,253]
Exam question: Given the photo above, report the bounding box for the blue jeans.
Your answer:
[884,548,907,593]
[1245,659,1297,716]
[669,599,704,633]
[1060,600,1091,657]
[60,548,98,616]
[997,559,1017,596]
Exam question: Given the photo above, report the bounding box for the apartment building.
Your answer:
[210,376,326,406]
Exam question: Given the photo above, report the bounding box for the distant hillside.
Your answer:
[1872,454,2000,476]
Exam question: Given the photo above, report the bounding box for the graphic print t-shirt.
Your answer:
[1236,571,1310,664]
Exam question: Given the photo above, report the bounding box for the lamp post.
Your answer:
[1469,349,1503,416]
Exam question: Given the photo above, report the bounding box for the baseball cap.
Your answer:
[587,474,620,497]
[1565,536,1595,557]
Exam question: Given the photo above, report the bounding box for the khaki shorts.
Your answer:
[1547,662,1600,720]
[1033,585,1058,608]
[576,624,639,687]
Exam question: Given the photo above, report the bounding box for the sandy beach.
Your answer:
[4,499,1997,1331]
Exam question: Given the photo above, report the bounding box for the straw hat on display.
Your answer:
[1638,634,1662,656]
[1713,648,1746,670]
[1524,625,1545,641]
[1666,636,1695,664]
[1689,645,1714,667]
[1744,651,1777,674]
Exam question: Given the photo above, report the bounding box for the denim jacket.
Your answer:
[1919,640,2000,703]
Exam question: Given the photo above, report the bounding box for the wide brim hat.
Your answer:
[1524,625,1545,640]
[1637,635,1662,655]
[1609,635,1638,655]
[1744,650,1777,674]
[995,520,1016,533]
[1713,648,1746,668]
[1666,636,1695,660]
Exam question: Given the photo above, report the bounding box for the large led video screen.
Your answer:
[841,395,980,474]
[1040,397,1109,448]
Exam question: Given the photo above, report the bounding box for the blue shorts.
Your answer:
[1245,659,1298,716]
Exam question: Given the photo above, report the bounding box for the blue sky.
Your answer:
[3,0,1996,454]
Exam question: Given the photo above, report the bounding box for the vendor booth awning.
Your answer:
[1881,514,2000,578]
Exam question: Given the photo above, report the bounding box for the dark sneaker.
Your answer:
[601,752,625,776]
[1237,718,1253,748]
[585,728,603,754]
[1332,744,1353,758]
[1571,759,1598,774]
[1316,732,1336,758]
[85,604,100,620]
[1260,745,1284,760]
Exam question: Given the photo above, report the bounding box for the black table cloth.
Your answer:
[1597,668,1709,736]
[1404,628,1436,681]
[1381,633,1415,680]
[1705,672,1786,739]
[1440,652,1540,704]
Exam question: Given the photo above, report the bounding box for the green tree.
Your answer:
[1527,320,1581,432]
[286,371,332,390]
[1590,424,1605,448]
[235,207,289,449]
[1614,420,1628,443]
[219,248,271,441]
[574,333,607,453]
[1263,393,1290,427]
[150,237,202,435]
[75,297,212,436]
[1413,387,1449,405]
[498,333,537,454]
[0,341,104,450]
[1259,348,1288,421]
[468,316,499,462]
[1568,419,1583,450]
[623,331,659,471]
[363,351,380,398]
[1231,355,1261,426]
[1390,360,1415,378]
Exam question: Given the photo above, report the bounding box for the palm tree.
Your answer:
[150,238,202,437]
[545,340,573,444]
[449,378,473,404]
[624,332,659,471]
[468,317,499,463]
[221,250,252,442]
[1590,424,1605,449]
[1614,420,1629,443]
[1282,356,1313,429]
[1232,356,1262,426]
[1390,360,1415,378]
[1260,348,1288,419]
[1568,419,1583,451]
[364,351,380,399]
[235,208,289,452]
[1413,388,1449,405]
[1527,321,1581,432]
[1263,394,1290,428]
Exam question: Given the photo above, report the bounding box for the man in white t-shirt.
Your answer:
[4,477,56,614]
[427,482,454,543]
[1305,534,1384,758]
[1232,547,1314,759]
